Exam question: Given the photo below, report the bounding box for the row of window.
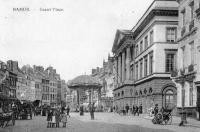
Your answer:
[181,1,195,27]
[135,30,154,57]
[135,28,177,58]
[42,94,57,100]
[114,88,153,98]
[181,41,195,68]
[50,82,57,87]
[135,52,153,80]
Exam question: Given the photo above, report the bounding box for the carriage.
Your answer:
[152,108,173,125]
[0,111,15,128]
[18,101,33,120]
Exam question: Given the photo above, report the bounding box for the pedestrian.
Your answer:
[47,109,53,128]
[66,105,70,118]
[132,105,135,116]
[135,106,139,116]
[51,110,56,128]
[125,104,129,115]
[80,105,84,116]
[139,104,143,114]
[61,111,67,127]
[61,106,65,114]
[55,109,60,128]
[113,106,115,113]
[154,104,159,116]
[89,103,95,120]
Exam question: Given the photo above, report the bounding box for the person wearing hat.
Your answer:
[154,104,159,116]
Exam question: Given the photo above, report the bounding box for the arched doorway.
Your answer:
[162,86,177,110]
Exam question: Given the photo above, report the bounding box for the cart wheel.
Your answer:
[164,114,172,125]
[156,113,163,124]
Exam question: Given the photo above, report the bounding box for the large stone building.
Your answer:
[112,0,179,113]
[173,0,200,119]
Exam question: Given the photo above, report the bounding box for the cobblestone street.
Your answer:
[0,112,200,132]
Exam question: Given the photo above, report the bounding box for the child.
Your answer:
[61,111,67,127]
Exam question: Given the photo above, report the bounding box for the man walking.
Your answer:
[89,103,95,120]
[66,105,70,118]
[125,104,129,115]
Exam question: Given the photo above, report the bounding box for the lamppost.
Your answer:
[179,76,187,126]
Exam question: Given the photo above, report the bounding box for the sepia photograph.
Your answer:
[0,0,200,132]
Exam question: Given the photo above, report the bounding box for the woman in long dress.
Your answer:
[51,110,56,128]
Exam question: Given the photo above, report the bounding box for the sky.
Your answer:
[0,0,153,81]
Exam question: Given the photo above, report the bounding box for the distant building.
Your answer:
[61,80,67,106]
[91,55,114,111]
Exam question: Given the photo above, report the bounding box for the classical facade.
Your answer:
[112,0,179,113]
[173,0,200,119]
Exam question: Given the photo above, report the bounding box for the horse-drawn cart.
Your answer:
[0,112,15,128]
[18,101,33,120]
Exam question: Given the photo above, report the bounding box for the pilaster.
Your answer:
[122,51,126,82]
[118,55,122,83]
[126,47,131,81]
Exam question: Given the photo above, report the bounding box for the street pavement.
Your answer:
[0,112,200,132]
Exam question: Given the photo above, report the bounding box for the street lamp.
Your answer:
[179,77,187,126]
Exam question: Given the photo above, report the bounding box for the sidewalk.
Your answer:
[142,113,200,128]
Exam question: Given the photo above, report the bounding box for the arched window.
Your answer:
[165,89,174,108]
[144,89,147,94]
[149,87,153,94]
[130,88,133,96]
[135,91,138,96]
[121,91,124,96]
[140,90,142,95]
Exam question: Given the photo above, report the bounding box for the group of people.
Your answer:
[46,106,70,128]
[113,104,143,116]
[78,103,95,120]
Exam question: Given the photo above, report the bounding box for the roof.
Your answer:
[67,75,102,89]
[112,29,133,53]
[131,0,178,38]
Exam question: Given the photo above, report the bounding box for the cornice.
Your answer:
[132,9,178,39]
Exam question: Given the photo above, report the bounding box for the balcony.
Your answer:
[195,8,200,19]
[181,26,186,37]
[188,64,194,72]
[189,20,194,32]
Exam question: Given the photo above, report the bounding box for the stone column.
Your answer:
[122,51,126,82]
[114,57,118,85]
[126,47,131,80]
[118,55,122,83]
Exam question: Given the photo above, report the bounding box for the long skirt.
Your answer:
[52,116,56,124]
